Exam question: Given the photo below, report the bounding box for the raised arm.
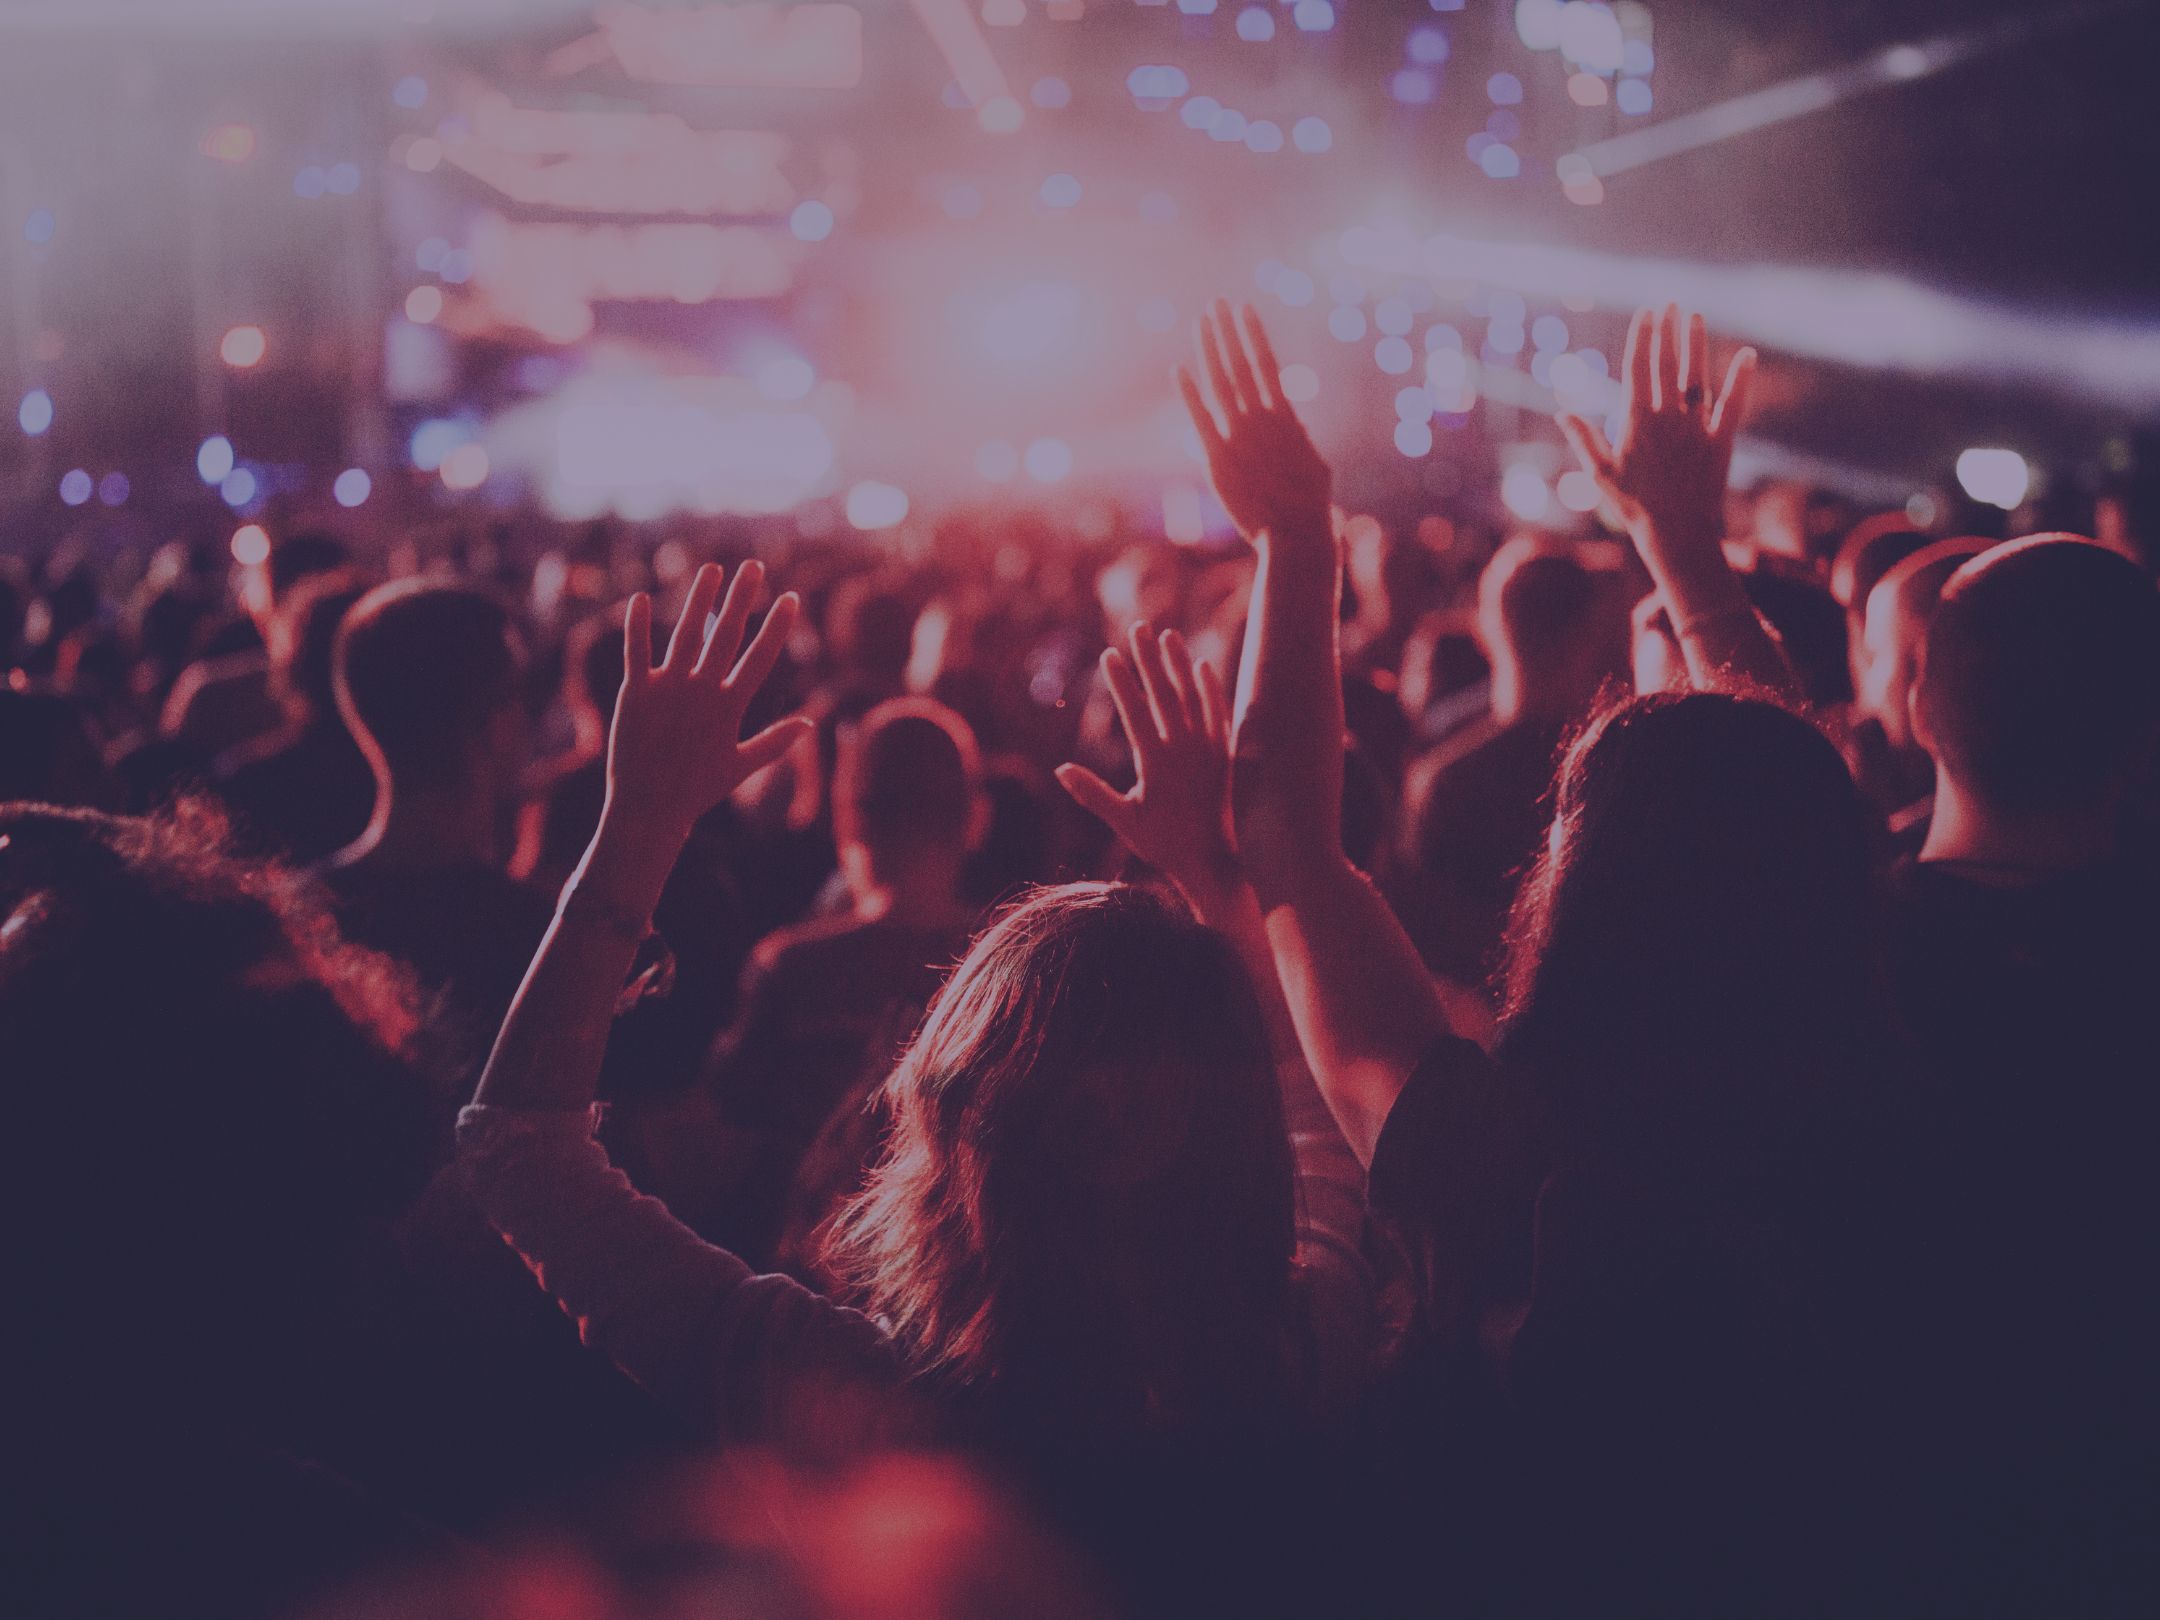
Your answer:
[1179,303,1452,1165]
[1558,304,1796,698]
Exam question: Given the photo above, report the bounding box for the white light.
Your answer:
[1024,437,1073,482]
[1616,78,1653,115]
[1328,306,1368,342]
[847,480,909,530]
[1375,336,1415,374]
[1532,314,1570,352]
[1279,363,1320,403]
[197,435,235,484]
[1040,173,1082,208]
[790,200,835,241]
[405,285,444,323]
[230,524,271,566]
[1236,6,1275,40]
[392,75,428,110]
[1955,447,2031,510]
[1395,385,1435,421]
[1181,96,1221,131]
[1395,419,1434,457]
[980,280,1082,363]
[1245,120,1284,153]
[293,166,326,200]
[978,96,1024,134]
[977,440,1020,482]
[333,468,372,508]
[326,162,362,196]
[1032,77,1072,108]
[18,389,53,436]
[440,443,490,492]
[409,419,467,473]
[1559,2,1626,73]
[220,467,258,508]
[1276,269,1315,307]
[220,325,267,368]
[757,355,817,401]
[1480,143,1522,179]
[1291,116,1332,153]
[1515,0,1564,50]
[1557,469,1603,512]
[1501,464,1552,521]
[1293,0,1334,31]
[1163,485,1206,543]
[59,468,92,506]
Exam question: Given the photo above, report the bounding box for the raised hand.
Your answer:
[1558,304,1756,593]
[1178,300,1333,549]
[1057,622,1239,912]
[605,561,811,843]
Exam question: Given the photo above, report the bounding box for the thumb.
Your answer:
[1055,764,1136,839]
[737,714,813,776]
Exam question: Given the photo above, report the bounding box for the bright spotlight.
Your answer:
[978,96,1023,134]
[220,325,267,368]
[1501,464,1552,521]
[230,524,272,566]
[440,443,491,492]
[201,123,256,164]
[19,389,53,436]
[789,200,835,242]
[979,281,1081,363]
[846,480,909,530]
[404,286,444,323]
[59,468,93,506]
[333,469,373,508]
[1024,437,1073,482]
[1955,447,2031,510]
[220,468,257,508]
[197,435,235,484]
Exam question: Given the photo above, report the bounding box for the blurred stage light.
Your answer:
[392,75,429,110]
[230,525,272,567]
[333,469,373,508]
[1568,73,1610,106]
[1040,173,1081,209]
[1488,72,1524,104]
[1024,437,1072,482]
[1560,3,1626,73]
[1291,116,1332,152]
[1376,336,1415,374]
[1293,0,1335,32]
[1246,120,1284,153]
[1557,469,1603,512]
[1479,144,1521,179]
[790,200,835,241]
[1532,314,1570,351]
[59,469,92,506]
[1276,269,1315,306]
[98,472,130,507]
[1181,96,1221,131]
[1393,72,1436,106]
[201,124,256,164]
[1616,78,1653,114]
[440,443,491,492]
[24,209,56,246]
[294,166,327,199]
[326,162,362,196]
[847,481,909,530]
[405,137,443,173]
[983,0,1025,23]
[1501,463,1552,520]
[1395,419,1434,457]
[1956,448,2031,509]
[979,280,1082,363]
[1396,384,1435,421]
[220,325,267,368]
[197,436,236,484]
[757,355,816,401]
[976,440,1020,482]
[409,419,470,473]
[1163,485,1206,543]
[405,286,444,323]
[1279,363,1320,402]
[18,389,53,436]
[1329,306,1368,342]
[220,468,257,507]
[978,96,1023,134]
[1515,0,1564,51]
[1237,7,1275,41]
[417,237,449,272]
[1210,109,1249,144]
[1032,76,1072,108]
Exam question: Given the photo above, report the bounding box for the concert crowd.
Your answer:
[6,303,2158,1617]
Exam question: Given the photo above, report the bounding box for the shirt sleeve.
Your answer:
[1365,1037,1546,1351]
[456,1103,902,1444]
[1277,1062,1378,1410]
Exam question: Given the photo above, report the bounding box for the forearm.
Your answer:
[1179,866,1301,1074]
[1645,529,1797,698]
[473,803,682,1113]
[1233,520,1345,905]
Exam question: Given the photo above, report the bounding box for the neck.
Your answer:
[341,775,502,872]
[1492,663,1588,729]
[1918,768,2118,874]
[850,855,970,930]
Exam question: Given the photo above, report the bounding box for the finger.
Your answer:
[1648,303,1679,413]
[1054,763,1136,840]
[1193,655,1228,744]
[1558,413,1619,483]
[1197,317,1242,423]
[726,590,800,696]
[1098,647,1155,774]
[1709,347,1758,444]
[1125,621,1179,742]
[1238,305,1284,413]
[735,714,813,777]
[696,559,764,676]
[1621,307,1654,422]
[1177,366,1227,453]
[1157,627,1205,735]
[1683,311,1710,407]
[666,564,724,672]
[1216,297,1263,415]
[622,594,653,689]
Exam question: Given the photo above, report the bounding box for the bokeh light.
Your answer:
[220,325,267,368]
[197,435,236,484]
[229,524,271,566]
[333,468,373,508]
[846,480,910,530]
[18,389,53,436]
[1956,447,2031,509]
[59,468,93,506]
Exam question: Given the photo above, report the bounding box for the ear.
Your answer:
[964,784,993,853]
[1907,656,1937,758]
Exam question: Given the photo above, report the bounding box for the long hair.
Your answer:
[822,883,1299,1438]
[1497,691,1885,1160]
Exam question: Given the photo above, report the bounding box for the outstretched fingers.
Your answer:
[696,560,764,677]
[1054,762,1135,839]
[1214,298,1264,414]
[1156,627,1206,736]
[1177,366,1227,455]
[1709,346,1758,444]
[666,564,725,672]
[1125,621,1180,741]
[1191,652,1228,745]
[622,594,654,689]
[1197,318,1243,425]
[726,590,800,698]
[1558,413,1619,485]
[1098,646,1156,778]
[1237,305,1284,414]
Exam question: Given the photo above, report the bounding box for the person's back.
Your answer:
[1396,538,1627,984]
[1888,537,2160,1531]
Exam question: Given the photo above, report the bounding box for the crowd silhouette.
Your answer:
[5,301,2158,1617]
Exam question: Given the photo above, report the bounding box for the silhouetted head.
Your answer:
[1830,516,1932,620]
[0,800,434,1394]
[1914,535,2160,816]
[335,580,527,795]
[835,698,985,884]
[827,574,918,691]
[1499,692,1880,1149]
[0,688,111,808]
[825,883,1298,1437]
[266,531,353,607]
[269,570,369,720]
[1856,538,1991,750]
[564,608,627,737]
[1476,537,1627,720]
